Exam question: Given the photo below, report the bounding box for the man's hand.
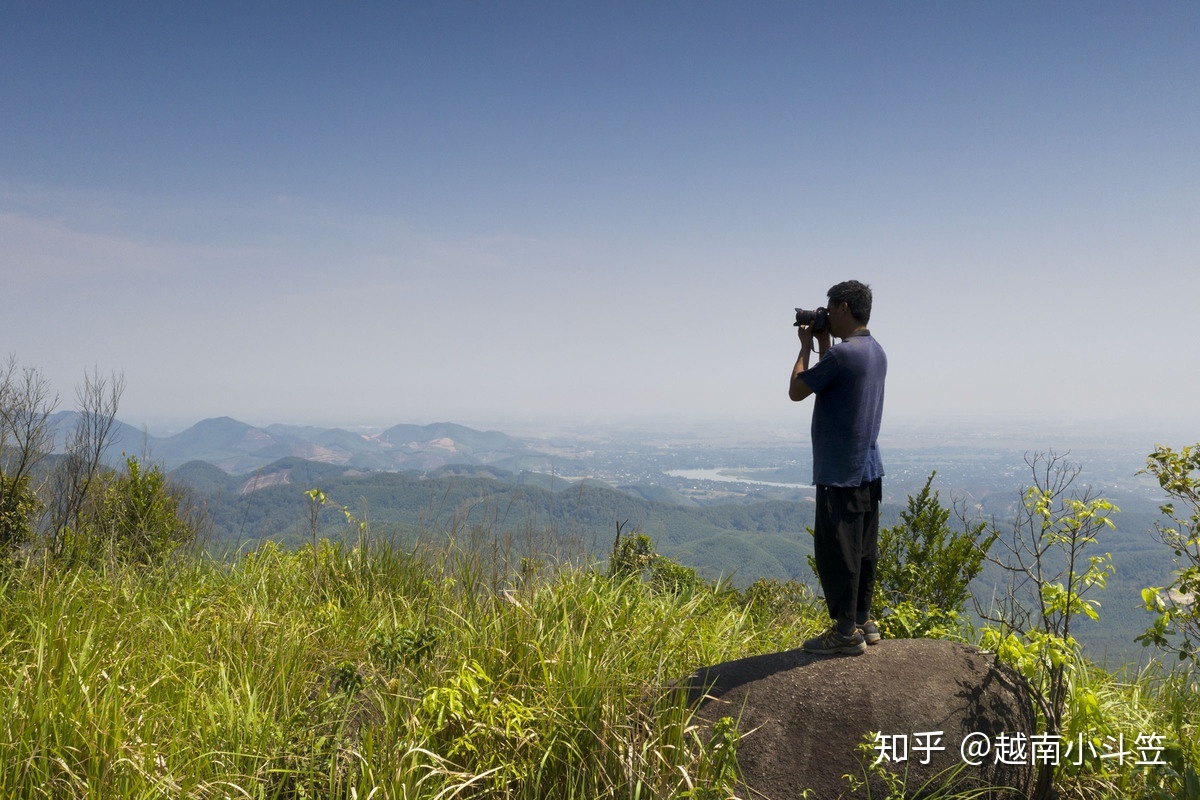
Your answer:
[790,323,829,402]
[799,323,832,356]
[797,322,814,351]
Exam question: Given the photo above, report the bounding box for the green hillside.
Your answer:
[174,459,823,584]
[171,455,1186,668]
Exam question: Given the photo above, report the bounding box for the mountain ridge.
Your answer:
[49,414,549,475]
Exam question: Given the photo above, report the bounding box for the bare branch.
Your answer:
[45,368,125,557]
[0,355,60,483]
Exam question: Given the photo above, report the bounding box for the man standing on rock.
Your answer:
[789,279,886,656]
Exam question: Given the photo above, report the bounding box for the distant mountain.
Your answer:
[151,417,294,472]
[169,460,233,495]
[176,457,348,498]
[45,414,562,475]
[159,417,270,453]
[380,422,523,452]
[374,422,541,471]
[266,424,377,454]
[47,411,153,459]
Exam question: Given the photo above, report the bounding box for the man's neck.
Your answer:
[841,326,870,340]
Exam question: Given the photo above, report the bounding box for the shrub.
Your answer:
[1138,443,1200,665]
[608,528,656,579]
[61,455,198,566]
[0,474,41,561]
[873,472,996,639]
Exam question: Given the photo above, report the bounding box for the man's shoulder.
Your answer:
[828,336,886,380]
[835,333,885,355]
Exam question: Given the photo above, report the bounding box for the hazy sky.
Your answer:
[3,2,1197,439]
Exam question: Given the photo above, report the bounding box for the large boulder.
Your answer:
[682,638,1038,799]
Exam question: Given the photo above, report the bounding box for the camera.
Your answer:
[794,307,829,333]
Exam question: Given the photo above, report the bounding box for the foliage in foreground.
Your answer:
[2,528,1196,800]
[862,459,1199,800]
[0,537,820,800]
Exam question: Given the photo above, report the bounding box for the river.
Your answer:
[664,468,812,491]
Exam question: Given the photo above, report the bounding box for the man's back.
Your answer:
[801,332,886,487]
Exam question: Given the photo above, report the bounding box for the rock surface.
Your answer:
[683,638,1037,799]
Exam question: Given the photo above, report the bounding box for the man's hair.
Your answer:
[827,280,873,324]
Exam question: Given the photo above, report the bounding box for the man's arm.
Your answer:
[789,326,831,402]
[789,345,815,401]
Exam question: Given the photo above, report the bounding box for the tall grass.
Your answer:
[0,537,813,799]
[3,534,1196,799]
[1048,660,1200,800]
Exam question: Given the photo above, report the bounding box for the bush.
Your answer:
[607,528,656,579]
[873,472,996,638]
[1139,443,1200,665]
[0,474,41,561]
[61,455,198,566]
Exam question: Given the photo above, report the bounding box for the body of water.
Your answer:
[665,468,812,491]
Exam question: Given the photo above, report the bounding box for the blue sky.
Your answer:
[3,2,1197,440]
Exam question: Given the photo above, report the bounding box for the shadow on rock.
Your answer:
[680,638,1037,799]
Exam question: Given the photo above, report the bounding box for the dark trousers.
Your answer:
[813,478,882,635]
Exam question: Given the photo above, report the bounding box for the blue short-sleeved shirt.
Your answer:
[797,331,887,487]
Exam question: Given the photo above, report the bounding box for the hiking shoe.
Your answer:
[802,626,867,656]
[859,619,882,645]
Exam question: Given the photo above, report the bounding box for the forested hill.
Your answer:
[171,457,824,586]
